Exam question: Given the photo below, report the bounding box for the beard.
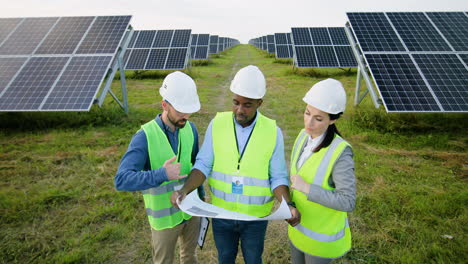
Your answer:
[168,113,187,129]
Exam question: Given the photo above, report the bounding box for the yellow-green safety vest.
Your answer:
[141,120,193,230]
[209,112,276,217]
[288,129,352,258]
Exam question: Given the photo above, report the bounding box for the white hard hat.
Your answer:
[159,71,200,113]
[230,65,266,99]
[303,78,347,114]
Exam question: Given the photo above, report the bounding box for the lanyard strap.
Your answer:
[233,116,256,170]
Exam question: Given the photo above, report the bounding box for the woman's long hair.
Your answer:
[313,113,342,153]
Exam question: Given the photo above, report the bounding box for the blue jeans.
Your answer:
[212,218,268,264]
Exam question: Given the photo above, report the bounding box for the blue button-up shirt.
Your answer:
[114,114,199,191]
[193,111,289,191]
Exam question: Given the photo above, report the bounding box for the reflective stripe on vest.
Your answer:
[141,120,193,230]
[211,171,270,187]
[295,218,349,243]
[146,206,181,218]
[210,111,276,217]
[312,137,344,186]
[209,186,274,205]
[142,180,183,196]
[288,130,352,258]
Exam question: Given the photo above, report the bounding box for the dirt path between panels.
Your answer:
[213,45,255,112]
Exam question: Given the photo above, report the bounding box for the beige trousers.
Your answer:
[151,217,200,264]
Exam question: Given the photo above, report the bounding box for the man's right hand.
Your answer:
[170,190,187,209]
[163,156,188,181]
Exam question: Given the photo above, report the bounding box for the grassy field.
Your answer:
[0,44,467,264]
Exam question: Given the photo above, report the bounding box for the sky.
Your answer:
[1,0,467,44]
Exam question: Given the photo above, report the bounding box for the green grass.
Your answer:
[1,44,467,263]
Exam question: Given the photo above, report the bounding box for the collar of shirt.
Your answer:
[155,114,179,154]
[296,132,325,170]
[306,133,325,152]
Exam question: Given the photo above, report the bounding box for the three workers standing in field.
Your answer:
[115,65,356,264]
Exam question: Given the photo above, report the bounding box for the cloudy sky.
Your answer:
[1,0,467,43]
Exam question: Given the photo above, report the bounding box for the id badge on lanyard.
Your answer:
[232,175,244,194]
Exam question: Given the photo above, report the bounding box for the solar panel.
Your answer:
[287,33,293,45]
[459,53,468,65]
[295,46,317,67]
[209,35,219,54]
[76,16,130,54]
[347,11,468,112]
[190,33,210,59]
[334,46,357,67]
[291,27,357,68]
[310,28,332,45]
[365,54,440,112]
[41,56,113,110]
[328,27,350,45]
[146,49,168,70]
[315,46,338,67]
[0,18,22,43]
[412,54,468,111]
[274,33,293,58]
[0,57,69,110]
[127,30,139,49]
[387,12,451,51]
[194,46,209,59]
[191,34,199,46]
[218,37,225,52]
[197,34,210,46]
[153,30,173,48]
[0,57,27,94]
[288,45,294,58]
[166,48,187,69]
[134,30,156,48]
[35,17,94,55]
[426,12,468,51]
[347,13,406,52]
[267,35,275,53]
[126,48,150,69]
[291,28,312,45]
[125,29,191,70]
[275,33,288,45]
[0,15,131,112]
[276,45,291,58]
[171,30,191,47]
[0,17,58,55]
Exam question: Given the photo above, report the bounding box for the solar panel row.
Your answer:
[347,11,467,112]
[0,16,131,112]
[124,29,191,70]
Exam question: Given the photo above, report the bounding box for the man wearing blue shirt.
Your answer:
[171,65,300,264]
[115,71,203,264]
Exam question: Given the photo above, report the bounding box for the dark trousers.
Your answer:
[212,218,268,264]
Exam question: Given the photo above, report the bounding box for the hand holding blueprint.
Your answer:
[177,190,292,221]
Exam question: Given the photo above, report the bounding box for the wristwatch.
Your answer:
[287,201,296,208]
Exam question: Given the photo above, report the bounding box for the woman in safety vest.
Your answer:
[288,78,356,264]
